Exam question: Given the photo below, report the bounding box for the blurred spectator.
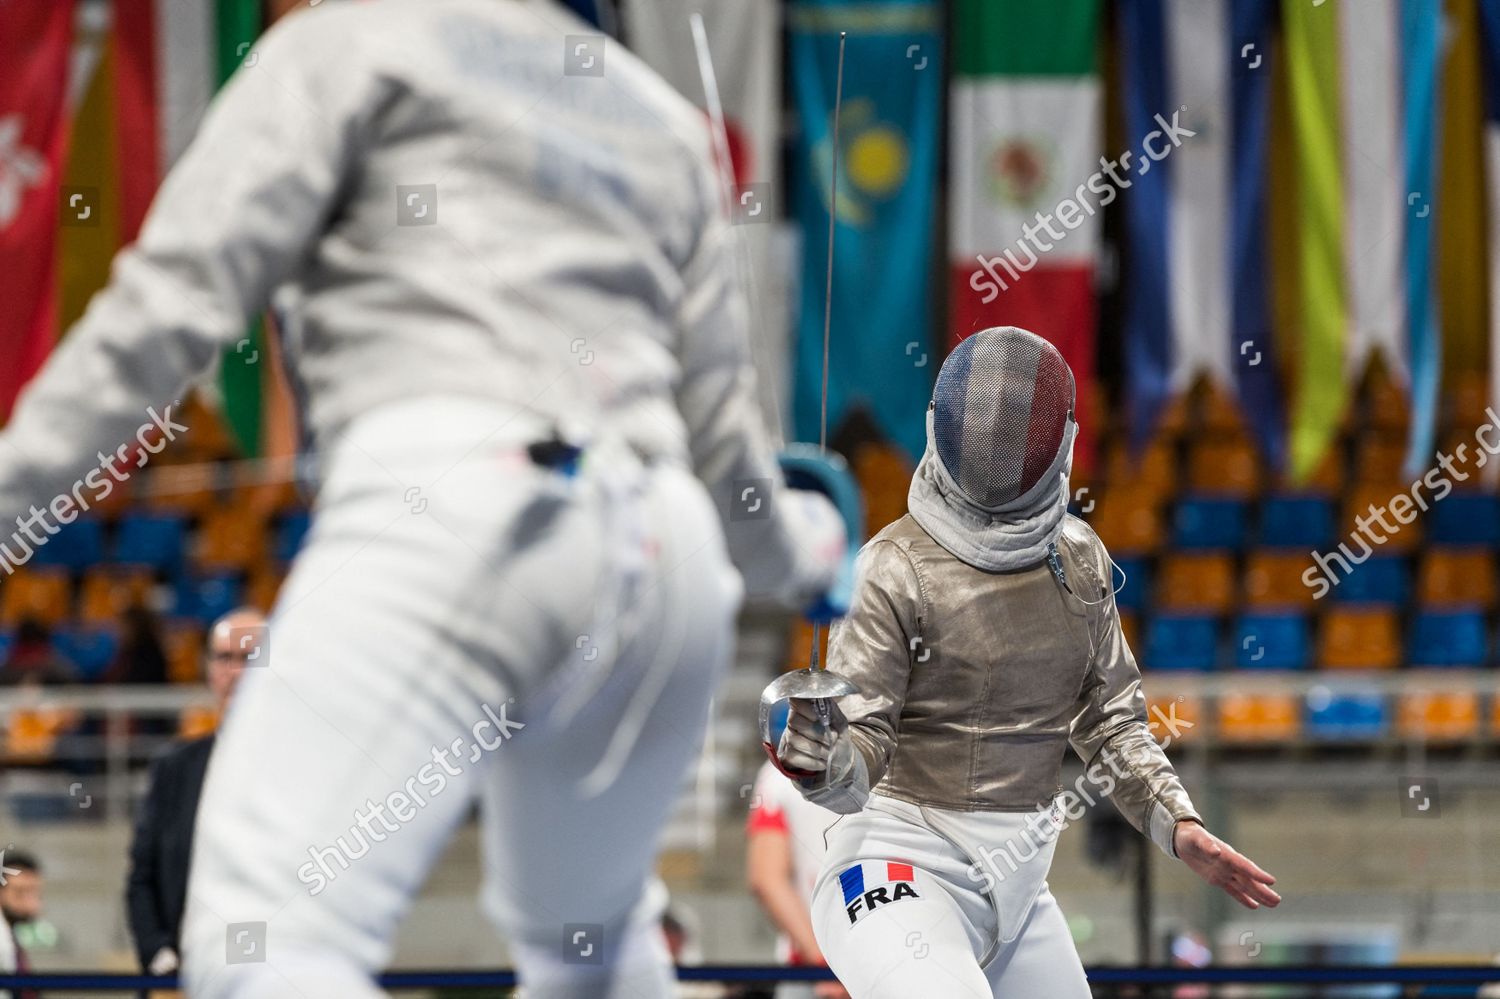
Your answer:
[106,606,169,686]
[124,608,263,976]
[0,621,75,687]
[0,849,43,999]
[746,759,846,999]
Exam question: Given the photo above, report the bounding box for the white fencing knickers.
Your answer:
[809,795,1090,999]
[180,397,743,999]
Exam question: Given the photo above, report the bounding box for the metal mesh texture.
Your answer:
[931,327,1074,509]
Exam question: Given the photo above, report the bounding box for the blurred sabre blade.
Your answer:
[688,11,785,446]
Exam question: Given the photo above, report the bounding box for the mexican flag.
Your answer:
[949,0,1103,469]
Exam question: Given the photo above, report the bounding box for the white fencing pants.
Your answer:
[809,797,1090,999]
[180,399,742,999]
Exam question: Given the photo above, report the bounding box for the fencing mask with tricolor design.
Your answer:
[908,326,1077,571]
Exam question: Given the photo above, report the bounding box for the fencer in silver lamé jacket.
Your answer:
[819,513,1202,858]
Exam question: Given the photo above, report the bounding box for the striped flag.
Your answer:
[1281,0,1445,480]
[0,0,76,421]
[950,0,1102,469]
[1116,0,1284,467]
[112,0,268,454]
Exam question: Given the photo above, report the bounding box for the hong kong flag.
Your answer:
[0,0,74,421]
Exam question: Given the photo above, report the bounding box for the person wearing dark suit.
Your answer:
[124,609,264,976]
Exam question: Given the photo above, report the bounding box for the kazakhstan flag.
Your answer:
[790,0,941,463]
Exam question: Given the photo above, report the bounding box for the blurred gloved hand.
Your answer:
[149,946,180,975]
[778,445,863,620]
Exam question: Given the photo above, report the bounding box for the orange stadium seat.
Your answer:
[1339,484,1420,554]
[1353,436,1407,486]
[195,505,270,573]
[1156,552,1236,613]
[76,568,155,625]
[144,462,222,517]
[3,706,79,765]
[244,571,285,614]
[1154,394,1191,441]
[1186,438,1262,497]
[854,444,912,539]
[163,622,206,684]
[1449,370,1490,428]
[1242,551,1321,610]
[1198,383,1248,437]
[0,568,73,626]
[1118,610,1140,655]
[1416,549,1496,610]
[1089,487,1164,556]
[1218,693,1300,744]
[1435,428,1491,484]
[1103,439,1177,502]
[1275,447,1344,495]
[1364,370,1410,435]
[1397,690,1480,742]
[1317,608,1401,670]
[179,704,220,740]
[1144,694,1202,747]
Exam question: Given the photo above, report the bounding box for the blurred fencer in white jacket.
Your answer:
[0,1,845,995]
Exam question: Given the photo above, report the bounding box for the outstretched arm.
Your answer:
[1065,529,1278,909]
[0,10,375,525]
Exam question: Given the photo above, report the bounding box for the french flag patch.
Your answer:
[840,861,921,925]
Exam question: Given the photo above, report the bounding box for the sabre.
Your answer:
[757,31,861,775]
[689,12,786,446]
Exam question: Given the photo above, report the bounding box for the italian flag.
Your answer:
[113,0,283,456]
[949,0,1102,468]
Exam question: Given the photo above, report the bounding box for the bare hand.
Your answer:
[814,983,851,998]
[1174,821,1281,910]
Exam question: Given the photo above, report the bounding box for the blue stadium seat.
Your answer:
[1143,615,1218,671]
[1233,613,1310,670]
[1332,555,1408,605]
[29,519,105,570]
[273,512,312,564]
[1258,496,1334,549]
[1429,494,1500,546]
[1172,498,1247,550]
[0,629,13,664]
[1304,688,1389,741]
[1409,610,1490,667]
[173,573,245,624]
[1113,557,1150,613]
[110,513,188,569]
[52,626,120,681]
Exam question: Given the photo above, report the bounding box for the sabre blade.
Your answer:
[808,31,847,682]
[688,12,786,446]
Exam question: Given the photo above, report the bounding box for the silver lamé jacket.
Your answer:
[815,513,1201,858]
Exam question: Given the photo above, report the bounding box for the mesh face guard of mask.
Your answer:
[930,326,1076,510]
